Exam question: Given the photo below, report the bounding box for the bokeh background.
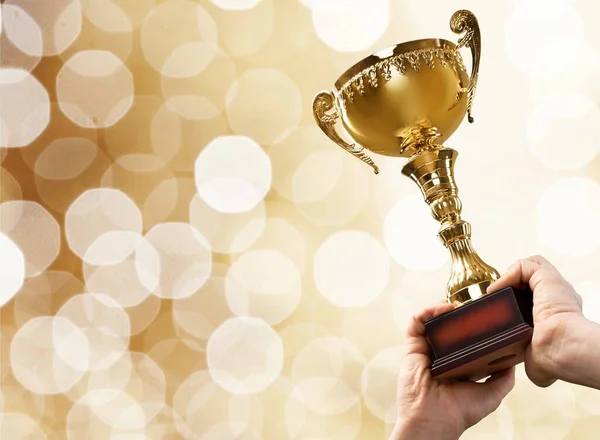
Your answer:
[1,0,600,438]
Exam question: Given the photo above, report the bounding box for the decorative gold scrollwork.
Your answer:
[450,10,481,123]
[312,91,380,174]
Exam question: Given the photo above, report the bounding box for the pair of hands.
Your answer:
[390,255,587,440]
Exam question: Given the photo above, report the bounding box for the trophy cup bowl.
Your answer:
[312,10,534,381]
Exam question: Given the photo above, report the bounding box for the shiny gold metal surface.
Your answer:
[312,10,499,305]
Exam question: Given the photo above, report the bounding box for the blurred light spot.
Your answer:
[141,0,217,74]
[78,389,149,430]
[13,271,84,326]
[211,0,264,10]
[360,346,402,423]
[295,153,369,227]
[292,150,343,203]
[372,160,414,218]
[5,0,82,55]
[527,93,600,170]
[311,0,389,52]
[291,336,365,414]
[226,68,301,145]
[105,96,180,163]
[10,316,89,394]
[162,42,217,78]
[84,230,142,266]
[81,0,133,33]
[172,263,234,347]
[172,370,264,438]
[460,403,515,440]
[0,233,24,307]
[226,250,301,325]
[0,413,48,439]
[195,136,272,214]
[537,178,600,257]
[57,50,134,128]
[284,390,362,438]
[84,235,159,307]
[189,195,266,254]
[314,230,390,308]
[83,0,156,31]
[241,217,307,273]
[215,0,274,57]
[161,48,236,120]
[505,0,584,77]
[35,137,98,180]
[0,201,61,276]
[1,4,42,56]
[207,317,283,395]
[139,222,212,300]
[65,188,142,261]
[57,293,131,371]
[384,194,449,270]
[126,294,161,336]
[0,68,50,147]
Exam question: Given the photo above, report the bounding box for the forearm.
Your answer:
[390,419,461,440]
[556,317,600,389]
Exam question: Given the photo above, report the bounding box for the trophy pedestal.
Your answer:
[425,286,533,381]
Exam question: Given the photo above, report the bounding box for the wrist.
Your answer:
[390,417,462,440]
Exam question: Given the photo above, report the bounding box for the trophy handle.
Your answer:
[312,90,380,174]
[450,10,481,123]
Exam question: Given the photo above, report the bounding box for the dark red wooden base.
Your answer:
[425,286,533,381]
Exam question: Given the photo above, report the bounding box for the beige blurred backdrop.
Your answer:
[1,0,600,438]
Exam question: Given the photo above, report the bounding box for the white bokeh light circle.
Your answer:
[314,230,390,308]
[194,136,272,214]
[226,250,301,325]
[77,389,149,431]
[0,412,48,439]
[84,230,143,266]
[311,0,389,52]
[0,201,61,276]
[139,222,212,300]
[84,236,159,308]
[291,336,366,415]
[361,346,402,423]
[536,178,600,257]
[65,188,142,261]
[35,137,99,180]
[0,68,50,147]
[172,264,235,348]
[141,0,217,75]
[384,194,449,270]
[292,150,343,204]
[189,195,266,254]
[4,0,82,56]
[172,370,264,439]
[1,4,42,57]
[57,293,131,371]
[207,317,283,395]
[0,233,25,307]
[10,316,89,394]
[526,93,600,170]
[57,50,134,128]
[226,68,302,145]
[505,0,584,77]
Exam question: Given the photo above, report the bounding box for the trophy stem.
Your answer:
[401,146,500,305]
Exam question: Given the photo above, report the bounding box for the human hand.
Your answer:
[487,255,585,388]
[390,302,515,440]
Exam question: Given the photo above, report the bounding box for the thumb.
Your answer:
[488,259,540,293]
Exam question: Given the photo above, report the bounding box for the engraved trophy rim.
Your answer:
[333,38,457,90]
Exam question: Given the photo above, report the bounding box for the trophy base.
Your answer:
[425,286,533,381]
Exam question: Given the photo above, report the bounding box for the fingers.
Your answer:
[452,367,516,414]
[406,301,455,338]
[487,255,560,293]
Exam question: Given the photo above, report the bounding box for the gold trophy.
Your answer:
[312,10,533,380]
